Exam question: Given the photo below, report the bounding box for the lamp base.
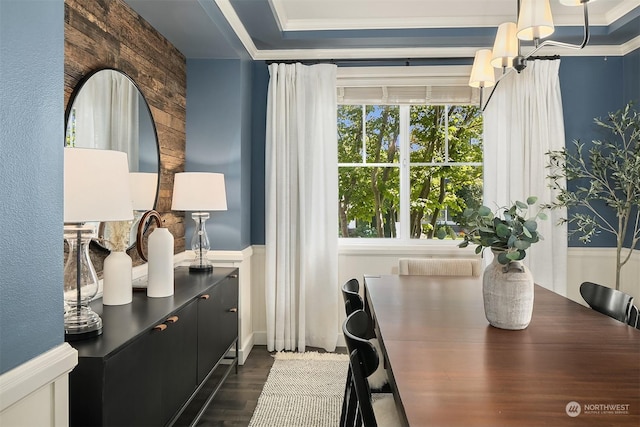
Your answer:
[64,306,103,341]
[189,264,213,273]
[65,328,103,342]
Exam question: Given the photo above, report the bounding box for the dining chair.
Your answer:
[398,257,482,276]
[342,278,364,316]
[341,279,388,390]
[579,281,634,324]
[627,305,639,329]
[341,310,401,427]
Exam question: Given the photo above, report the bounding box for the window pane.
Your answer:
[409,165,483,239]
[339,166,400,238]
[446,105,483,162]
[409,105,446,162]
[365,105,400,164]
[338,105,364,163]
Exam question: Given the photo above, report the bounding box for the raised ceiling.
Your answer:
[125,0,639,60]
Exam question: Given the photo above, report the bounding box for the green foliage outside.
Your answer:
[338,104,483,239]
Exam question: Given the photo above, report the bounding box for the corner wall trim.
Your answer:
[0,343,78,411]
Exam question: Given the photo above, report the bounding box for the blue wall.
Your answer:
[0,0,65,374]
[559,54,637,247]
[623,48,640,104]
[186,59,253,250]
[250,62,269,245]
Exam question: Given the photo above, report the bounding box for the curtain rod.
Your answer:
[265,55,559,66]
[265,57,472,66]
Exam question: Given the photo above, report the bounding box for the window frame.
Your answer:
[336,66,483,245]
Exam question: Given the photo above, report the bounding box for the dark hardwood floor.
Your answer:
[175,345,347,427]
[175,346,276,427]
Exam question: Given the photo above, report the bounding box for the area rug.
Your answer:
[248,351,349,427]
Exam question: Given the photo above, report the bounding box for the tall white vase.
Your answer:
[103,251,133,305]
[147,227,174,298]
[482,255,534,330]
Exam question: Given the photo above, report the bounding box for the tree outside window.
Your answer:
[338,104,483,239]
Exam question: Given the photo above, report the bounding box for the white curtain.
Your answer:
[484,60,568,295]
[265,63,340,352]
[73,71,139,171]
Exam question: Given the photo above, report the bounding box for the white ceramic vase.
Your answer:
[103,251,133,305]
[147,228,174,298]
[482,253,534,330]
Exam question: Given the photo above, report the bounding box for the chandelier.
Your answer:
[469,0,598,106]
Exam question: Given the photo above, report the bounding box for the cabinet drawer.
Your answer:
[197,275,239,383]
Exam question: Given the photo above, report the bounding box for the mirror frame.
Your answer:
[64,67,161,252]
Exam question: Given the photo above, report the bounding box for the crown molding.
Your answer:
[218,0,637,61]
[214,0,258,58]
[622,35,640,55]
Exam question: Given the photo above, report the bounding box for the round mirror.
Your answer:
[65,68,160,251]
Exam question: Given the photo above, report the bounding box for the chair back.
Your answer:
[628,305,639,329]
[342,278,364,316]
[398,258,482,276]
[579,281,634,323]
[342,310,380,427]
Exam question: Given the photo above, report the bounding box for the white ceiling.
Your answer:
[125,0,640,59]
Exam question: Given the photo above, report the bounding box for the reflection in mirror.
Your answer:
[65,69,159,251]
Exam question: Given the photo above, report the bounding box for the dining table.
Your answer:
[364,274,640,426]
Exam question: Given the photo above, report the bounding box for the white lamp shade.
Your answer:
[129,172,158,210]
[469,49,496,88]
[491,22,518,68]
[171,172,227,211]
[517,0,554,41]
[64,148,134,223]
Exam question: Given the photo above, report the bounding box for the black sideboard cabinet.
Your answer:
[69,267,239,427]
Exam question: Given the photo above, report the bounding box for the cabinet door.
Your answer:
[197,274,238,383]
[102,302,197,427]
[103,327,163,427]
[159,302,198,425]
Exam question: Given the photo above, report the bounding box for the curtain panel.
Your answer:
[265,63,339,352]
[484,59,568,295]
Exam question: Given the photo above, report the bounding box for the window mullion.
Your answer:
[399,105,410,240]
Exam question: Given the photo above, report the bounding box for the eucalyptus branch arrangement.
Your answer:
[458,197,547,265]
[547,102,640,290]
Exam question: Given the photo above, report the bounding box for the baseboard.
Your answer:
[250,331,346,351]
[238,333,255,365]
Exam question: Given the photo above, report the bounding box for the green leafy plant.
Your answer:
[458,197,547,265]
[547,102,640,290]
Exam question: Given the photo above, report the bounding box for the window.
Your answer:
[338,104,483,240]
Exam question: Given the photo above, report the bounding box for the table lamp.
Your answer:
[171,172,227,272]
[63,147,133,340]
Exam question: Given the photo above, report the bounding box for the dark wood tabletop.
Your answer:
[364,274,640,427]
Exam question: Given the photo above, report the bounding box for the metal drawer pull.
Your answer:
[153,324,167,332]
[229,308,238,313]
[229,274,238,279]
[200,294,210,300]
[166,316,179,323]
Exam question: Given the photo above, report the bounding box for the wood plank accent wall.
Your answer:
[64,0,186,268]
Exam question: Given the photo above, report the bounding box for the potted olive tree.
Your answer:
[547,102,640,291]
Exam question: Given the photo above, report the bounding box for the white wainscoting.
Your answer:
[0,343,77,427]
[249,244,640,344]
